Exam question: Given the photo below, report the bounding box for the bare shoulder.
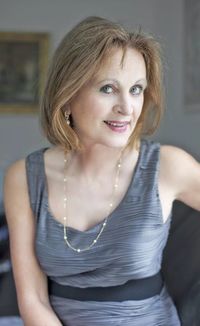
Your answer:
[3,158,31,223]
[43,145,64,176]
[4,159,27,190]
[5,158,26,176]
[160,144,199,173]
[43,145,61,163]
[160,144,200,210]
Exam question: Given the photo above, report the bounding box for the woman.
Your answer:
[4,16,200,325]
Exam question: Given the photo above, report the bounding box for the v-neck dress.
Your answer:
[25,139,181,325]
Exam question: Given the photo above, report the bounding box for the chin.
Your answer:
[101,138,130,149]
[80,133,132,149]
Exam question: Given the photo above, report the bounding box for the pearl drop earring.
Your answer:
[64,111,70,126]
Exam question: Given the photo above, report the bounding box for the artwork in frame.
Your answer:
[184,0,200,112]
[0,31,49,113]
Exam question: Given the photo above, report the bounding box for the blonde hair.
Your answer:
[40,16,164,151]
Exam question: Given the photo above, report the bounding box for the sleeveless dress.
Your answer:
[25,139,181,326]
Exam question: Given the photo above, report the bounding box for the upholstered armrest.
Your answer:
[0,213,20,317]
[178,281,200,325]
[162,200,200,324]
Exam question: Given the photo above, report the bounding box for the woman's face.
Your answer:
[69,47,147,149]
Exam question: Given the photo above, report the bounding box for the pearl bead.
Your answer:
[77,249,81,252]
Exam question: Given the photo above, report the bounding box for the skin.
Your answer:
[69,47,147,151]
[3,47,200,325]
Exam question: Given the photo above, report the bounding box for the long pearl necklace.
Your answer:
[63,151,123,253]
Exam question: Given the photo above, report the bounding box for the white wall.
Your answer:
[0,0,199,171]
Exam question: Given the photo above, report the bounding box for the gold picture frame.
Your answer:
[0,31,49,113]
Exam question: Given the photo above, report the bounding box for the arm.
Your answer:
[3,159,62,326]
[160,145,200,211]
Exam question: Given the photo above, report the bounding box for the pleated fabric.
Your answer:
[26,139,181,325]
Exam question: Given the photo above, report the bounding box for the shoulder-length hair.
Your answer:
[40,16,164,151]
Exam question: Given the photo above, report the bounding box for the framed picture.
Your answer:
[184,0,200,112]
[0,31,49,113]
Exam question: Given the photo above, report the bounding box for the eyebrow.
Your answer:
[96,78,148,87]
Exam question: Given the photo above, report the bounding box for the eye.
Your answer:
[100,84,114,94]
[130,85,143,96]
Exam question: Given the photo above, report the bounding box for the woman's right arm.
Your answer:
[3,159,62,326]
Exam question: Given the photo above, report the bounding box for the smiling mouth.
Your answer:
[104,120,130,127]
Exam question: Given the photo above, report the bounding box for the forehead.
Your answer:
[94,47,146,80]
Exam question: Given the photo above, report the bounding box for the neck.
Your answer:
[69,144,127,181]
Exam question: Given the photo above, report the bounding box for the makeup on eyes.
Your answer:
[99,83,145,95]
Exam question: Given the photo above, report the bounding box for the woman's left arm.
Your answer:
[161,145,200,211]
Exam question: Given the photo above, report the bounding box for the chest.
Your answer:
[46,168,133,232]
[46,171,174,233]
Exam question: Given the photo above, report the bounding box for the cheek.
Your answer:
[71,100,102,128]
[134,96,144,116]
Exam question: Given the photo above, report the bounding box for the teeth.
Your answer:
[106,121,126,127]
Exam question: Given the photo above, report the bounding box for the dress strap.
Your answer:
[25,148,48,219]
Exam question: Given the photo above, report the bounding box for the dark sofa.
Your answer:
[0,212,20,317]
[162,200,200,325]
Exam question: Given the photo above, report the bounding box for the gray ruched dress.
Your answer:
[26,139,181,325]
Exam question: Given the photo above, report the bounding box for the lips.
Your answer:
[103,120,130,134]
[104,120,130,127]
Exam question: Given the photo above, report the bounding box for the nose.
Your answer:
[113,94,133,116]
